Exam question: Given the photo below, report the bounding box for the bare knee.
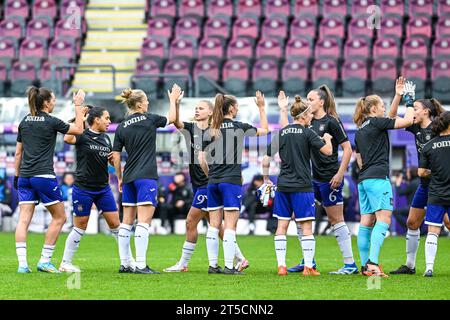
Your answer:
[406,218,421,230]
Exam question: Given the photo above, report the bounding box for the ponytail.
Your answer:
[431,111,450,135]
[290,95,309,119]
[417,98,446,120]
[314,85,338,118]
[210,93,237,137]
[27,86,39,116]
[26,86,53,117]
[353,95,381,127]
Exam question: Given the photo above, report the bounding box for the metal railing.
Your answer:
[195,75,228,96]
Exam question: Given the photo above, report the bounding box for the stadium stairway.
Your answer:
[71,0,147,95]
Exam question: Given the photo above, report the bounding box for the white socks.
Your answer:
[110,227,119,243]
[134,222,150,269]
[62,227,85,264]
[39,244,56,264]
[235,242,245,261]
[301,235,316,268]
[333,222,355,265]
[118,224,132,267]
[179,241,196,267]
[425,232,439,272]
[206,227,219,268]
[16,242,28,268]
[406,228,420,269]
[274,235,287,267]
[223,229,237,269]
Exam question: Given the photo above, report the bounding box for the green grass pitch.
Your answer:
[0,232,449,300]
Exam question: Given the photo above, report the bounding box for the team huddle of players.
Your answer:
[13,78,450,278]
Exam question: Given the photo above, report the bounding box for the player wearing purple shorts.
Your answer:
[111,86,179,274]
[15,87,87,273]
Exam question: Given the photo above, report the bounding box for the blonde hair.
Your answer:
[121,88,146,111]
[290,95,309,119]
[353,95,382,127]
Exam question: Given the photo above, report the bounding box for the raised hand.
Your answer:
[254,90,265,108]
[395,76,405,96]
[403,80,416,107]
[73,89,86,106]
[168,83,182,102]
[278,91,289,111]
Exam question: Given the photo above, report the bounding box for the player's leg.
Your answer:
[444,213,450,231]
[300,220,320,276]
[423,205,447,277]
[206,183,223,273]
[356,180,375,272]
[119,181,138,273]
[272,190,291,275]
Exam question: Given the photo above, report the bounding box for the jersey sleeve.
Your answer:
[182,121,193,134]
[16,123,22,143]
[419,145,430,169]
[52,116,70,134]
[307,128,326,150]
[372,117,396,131]
[241,122,258,137]
[329,117,349,144]
[152,114,168,128]
[112,127,124,152]
[74,133,86,146]
[266,132,279,157]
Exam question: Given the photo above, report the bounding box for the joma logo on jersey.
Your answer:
[25,116,45,122]
[432,141,450,149]
[123,115,147,128]
[281,127,303,136]
[220,122,234,129]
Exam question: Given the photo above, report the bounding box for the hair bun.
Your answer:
[121,88,133,100]
[294,95,302,103]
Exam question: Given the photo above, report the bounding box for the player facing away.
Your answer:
[417,111,450,277]
[204,92,268,275]
[164,99,249,272]
[390,98,450,275]
[59,107,121,273]
[279,86,358,275]
[15,87,87,273]
[353,89,414,277]
[111,86,179,274]
[264,96,333,276]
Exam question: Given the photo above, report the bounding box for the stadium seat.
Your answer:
[163,59,191,93]
[236,0,262,18]
[437,0,450,16]
[408,0,434,17]
[0,19,25,40]
[48,39,75,64]
[406,16,432,39]
[290,15,316,40]
[54,19,82,54]
[232,16,259,40]
[401,58,427,97]
[10,61,37,96]
[312,59,338,91]
[373,37,400,59]
[285,37,313,61]
[350,0,377,17]
[175,17,202,39]
[0,37,17,68]
[39,61,68,96]
[261,17,288,41]
[432,38,450,59]
[222,59,249,96]
[133,59,161,99]
[19,37,47,66]
[193,59,220,96]
[378,14,403,40]
[256,38,283,60]
[207,0,234,19]
[150,0,177,20]
[315,37,341,60]
[431,59,450,101]
[204,17,230,40]
[0,61,7,95]
[380,0,405,16]
[140,37,168,66]
[4,0,29,20]
[147,17,172,39]
[342,59,367,96]
[348,16,374,40]
[169,38,197,61]
[60,0,86,18]
[178,0,205,18]
[322,0,347,18]
[436,16,450,38]
[403,37,428,59]
[227,37,254,61]
[344,38,371,60]
[26,18,53,41]
[198,37,224,61]
[371,59,397,96]
[264,0,291,18]
[293,0,319,16]
[251,59,279,96]
[281,59,308,97]
[319,16,345,40]
[32,0,57,19]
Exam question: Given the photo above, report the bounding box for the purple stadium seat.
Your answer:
[207,0,234,18]
[322,0,347,17]
[223,59,249,96]
[49,39,75,63]
[319,16,345,40]
[0,19,24,39]
[432,59,450,79]
[262,17,288,40]
[264,0,291,17]
[401,59,427,80]
[285,37,313,60]
[198,37,224,60]
[431,59,450,101]
[33,0,57,19]
[378,14,403,39]
[281,59,308,96]
[60,0,86,18]
[147,17,172,39]
[19,38,47,63]
[380,0,405,16]
[348,16,373,40]
[134,59,161,97]
[438,0,450,16]
[315,38,341,60]
[342,59,368,96]
[10,60,37,96]
[54,19,82,54]
[232,17,259,40]
[408,0,434,17]
[406,16,432,39]
[290,16,316,39]
[350,0,376,16]
[344,38,370,60]
[169,38,197,60]
[175,17,202,39]
[256,38,283,60]
[371,59,397,96]
[293,0,319,16]
[432,38,450,59]
[403,37,428,59]
[39,60,70,94]
[227,37,254,60]
[141,37,167,61]
[436,16,450,38]
[163,59,190,87]
[373,37,399,59]
[236,0,262,18]
[194,59,220,95]
[252,59,278,95]
[26,18,53,41]
[0,37,16,66]
[136,59,161,76]
[312,59,338,90]
[204,17,230,40]
[4,0,29,20]
[150,0,177,19]
[178,0,204,18]
[0,61,7,94]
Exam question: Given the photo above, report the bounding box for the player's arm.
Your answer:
[174,96,184,130]
[66,90,88,135]
[394,106,414,129]
[356,153,363,169]
[418,168,431,178]
[254,90,269,136]
[198,151,209,176]
[167,84,183,125]
[64,134,77,145]
[388,76,405,119]
[319,133,333,156]
[262,155,272,183]
[278,91,289,127]
[14,142,23,188]
[111,151,123,192]
[330,140,352,189]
